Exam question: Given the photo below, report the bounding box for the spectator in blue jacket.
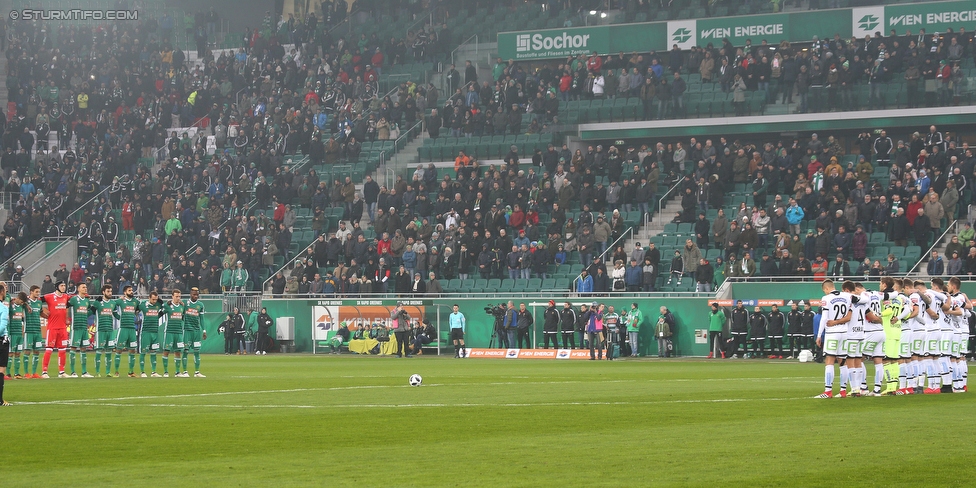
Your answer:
[625,258,643,292]
[575,269,594,295]
[786,198,804,236]
[927,251,945,276]
[502,300,518,348]
[832,225,852,257]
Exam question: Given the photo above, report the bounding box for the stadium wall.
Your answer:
[198,283,976,355]
[255,298,718,357]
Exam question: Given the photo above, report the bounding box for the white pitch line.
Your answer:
[16,376,821,406]
[22,397,813,408]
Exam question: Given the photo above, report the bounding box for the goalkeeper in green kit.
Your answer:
[181,287,207,377]
[138,291,164,377]
[93,285,118,377]
[879,276,909,395]
[113,285,140,377]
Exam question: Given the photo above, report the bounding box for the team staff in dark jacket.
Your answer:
[220,313,235,355]
[560,302,578,349]
[766,304,785,359]
[800,301,816,356]
[786,301,804,359]
[729,302,749,358]
[516,303,534,349]
[577,304,592,350]
[256,308,274,355]
[232,307,247,355]
[543,300,561,349]
[748,306,767,358]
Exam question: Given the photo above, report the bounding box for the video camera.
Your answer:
[484,303,506,317]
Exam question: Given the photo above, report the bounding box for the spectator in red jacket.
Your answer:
[69,263,85,285]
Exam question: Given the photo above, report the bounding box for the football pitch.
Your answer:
[5,355,976,486]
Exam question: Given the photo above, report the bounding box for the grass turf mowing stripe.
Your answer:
[3,355,973,486]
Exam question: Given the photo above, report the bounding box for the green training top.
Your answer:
[184,300,205,331]
[116,296,139,329]
[8,302,25,335]
[93,297,118,330]
[67,295,91,329]
[25,298,42,333]
[139,300,164,333]
[163,300,186,333]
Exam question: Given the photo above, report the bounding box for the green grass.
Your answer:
[4,355,976,486]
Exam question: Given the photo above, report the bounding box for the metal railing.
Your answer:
[67,186,112,223]
[450,34,479,70]
[166,154,313,272]
[24,237,74,275]
[908,219,959,276]
[261,238,319,292]
[235,86,250,110]
[571,226,634,289]
[0,192,17,211]
[386,119,424,178]
[0,239,50,273]
[656,179,684,221]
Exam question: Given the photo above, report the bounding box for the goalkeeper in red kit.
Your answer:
[41,281,70,378]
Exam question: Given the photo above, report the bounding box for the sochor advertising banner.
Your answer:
[497,0,975,60]
[499,26,610,60]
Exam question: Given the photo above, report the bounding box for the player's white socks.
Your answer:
[960,360,968,388]
[926,359,940,389]
[940,356,952,386]
[898,363,907,389]
[874,365,884,392]
[860,365,868,390]
[839,365,849,389]
[824,365,834,391]
[911,360,920,387]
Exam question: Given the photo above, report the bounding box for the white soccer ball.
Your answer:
[409,374,423,386]
[797,350,814,363]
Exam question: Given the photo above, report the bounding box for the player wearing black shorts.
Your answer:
[449,304,466,358]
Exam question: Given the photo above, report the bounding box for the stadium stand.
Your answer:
[1,0,972,301]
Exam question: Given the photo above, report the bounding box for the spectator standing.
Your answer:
[627,302,643,357]
[655,306,675,358]
[707,303,726,359]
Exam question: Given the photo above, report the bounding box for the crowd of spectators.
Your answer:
[480,22,976,122]
[0,6,436,294]
[658,125,968,289]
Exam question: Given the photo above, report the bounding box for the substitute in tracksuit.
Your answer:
[786,301,804,359]
[560,302,578,349]
[767,304,786,358]
[543,300,561,349]
[749,307,768,358]
[729,302,749,358]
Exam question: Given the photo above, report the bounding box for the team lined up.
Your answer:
[816,276,969,398]
[5,282,206,379]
